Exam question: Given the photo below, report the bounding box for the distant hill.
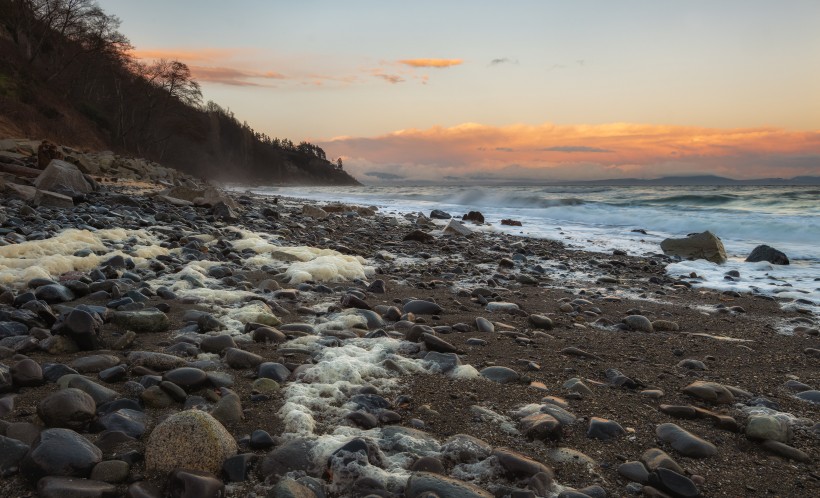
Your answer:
[565,175,820,186]
[0,1,358,185]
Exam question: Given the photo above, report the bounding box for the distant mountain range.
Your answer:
[362,172,820,186]
[562,175,820,186]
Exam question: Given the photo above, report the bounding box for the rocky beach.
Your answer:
[0,141,818,498]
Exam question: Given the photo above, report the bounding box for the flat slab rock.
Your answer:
[656,423,717,458]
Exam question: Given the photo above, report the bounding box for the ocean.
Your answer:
[241,184,820,310]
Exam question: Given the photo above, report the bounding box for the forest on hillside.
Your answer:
[0,0,359,185]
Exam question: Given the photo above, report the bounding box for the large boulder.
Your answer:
[745,245,789,265]
[34,159,93,194]
[660,231,727,263]
[145,410,237,474]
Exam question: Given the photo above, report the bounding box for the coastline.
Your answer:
[0,177,818,496]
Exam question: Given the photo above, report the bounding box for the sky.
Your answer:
[99,0,820,182]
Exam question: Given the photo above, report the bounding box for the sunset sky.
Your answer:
[99,0,820,182]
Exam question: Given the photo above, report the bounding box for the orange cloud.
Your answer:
[320,122,820,182]
[189,66,286,86]
[130,48,246,63]
[398,58,464,68]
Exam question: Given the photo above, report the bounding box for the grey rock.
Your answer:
[61,375,119,405]
[35,159,94,194]
[36,476,117,497]
[22,428,102,479]
[112,310,169,333]
[618,461,650,483]
[660,231,727,264]
[90,459,130,483]
[745,414,791,443]
[257,362,290,382]
[224,347,264,369]
[440,434,492,464]
[260,438,316,478]
[528,314,554,330]
[587,417,626,440]
[0,435,30,476]
[475,317,494,333]
[480,366,519,384]
[648,468,700,498]
[403,300,443,315]
[98,409,147,438]
[656,423,717,458]
[746,244,789,265]
[37,388,96,430]
[34,284,75,304]
[168,468,225,498]
[623,315,653,332]
[424,351,462,373]
[405,472,492,498]
[127,351,186,371]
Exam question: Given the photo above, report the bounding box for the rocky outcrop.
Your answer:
[660,231,727,263]
[745,245,789,265]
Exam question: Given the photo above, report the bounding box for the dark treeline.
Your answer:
[0,0,358,184]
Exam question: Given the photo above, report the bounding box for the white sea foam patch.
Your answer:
[228,228,280,253]
[0,228,167,286]
[279,337,411,436]
[666,258,820,315]
[285,253,376,284]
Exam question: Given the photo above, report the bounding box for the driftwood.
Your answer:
[0,162,41,178]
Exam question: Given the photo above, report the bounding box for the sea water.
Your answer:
[242,184,820,308]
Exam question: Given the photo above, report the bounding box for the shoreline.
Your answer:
[0,178,818,497]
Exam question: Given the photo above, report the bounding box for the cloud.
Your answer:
[370,70,405,84]
[318,122,820,182]
[130,48,246,62]
[490,57,518,66]
[542,146,613,153]
[189,66,287,86]
[398,58,464,68]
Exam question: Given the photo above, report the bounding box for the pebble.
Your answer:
[224,347,264,369]
[618,461,650,483]
[112,309,169,333]
[520,412,562,441]
[22,428,103,479]
[405,471,493,498]
[163,367,208,391]
[168,468,225,498]
[480,366,520,384]
[528,314,554,330]
[655,423,717,458]
[90,459,130,483]
[623,315,654,332]
[36,476,117,498]
[745,415,791,443]
[403,299,444,314]
[640,448,683,474]
[0,435,30,477]
[475,316,495,333]
[648,468,700,498]
[37,388,96,430]
[682,381,735,404]
[587,417,626,440]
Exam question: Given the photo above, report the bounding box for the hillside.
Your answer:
[0,0,358,185]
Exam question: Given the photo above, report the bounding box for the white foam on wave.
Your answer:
[0,228,167,286]
[666,258,820,313]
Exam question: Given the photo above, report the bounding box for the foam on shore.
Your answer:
[0,228,166,285]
